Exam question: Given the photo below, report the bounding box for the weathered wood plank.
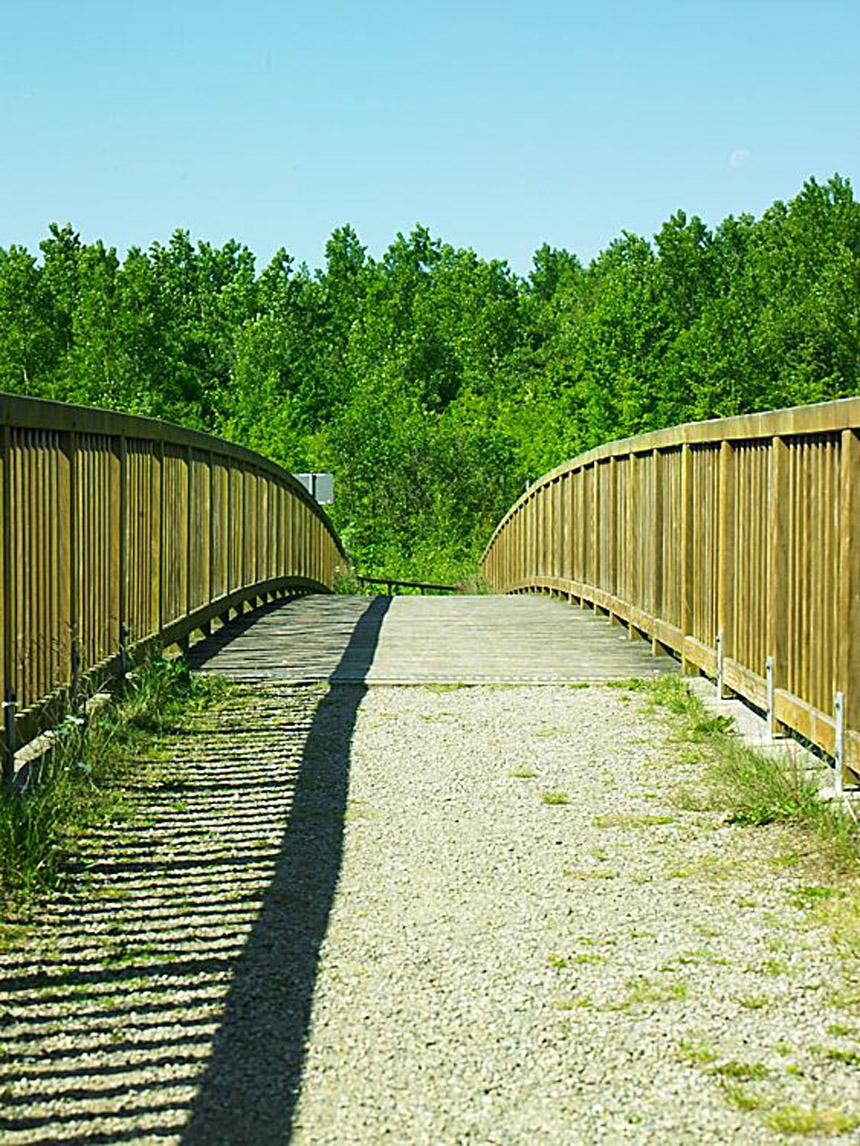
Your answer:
[190,595,679,685]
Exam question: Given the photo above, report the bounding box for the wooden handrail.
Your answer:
[356,575,459,595]
[481,397,860,785]
[0,393,347,778]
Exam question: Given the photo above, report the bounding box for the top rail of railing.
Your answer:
[356,575,460,595]
[481,396,860,785]
[0,392,347,776]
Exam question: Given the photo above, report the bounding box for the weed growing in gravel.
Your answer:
[541,792,570,806]
[593,813,676,828]
[825,1048,860,1065]
[719,1083,766,1112]
[826,1023,856,1038]
[667,856,734,880]
[764,1106,859,1136]
[663,948,726,968]
[826,985,860,1011]
[711,1060,769,1081]
[552,994,592,1009]
[640,677,859,860]
[787,885,842,908]
[510,771,537,779]
[634,675,860,963]
[0,921,31,950]
[547,954,569,969]
[677,1036,718,1065]
[736,994,770,1010]
[761,959,789,977]
[0,656,230,907]
[625,976,687,1004]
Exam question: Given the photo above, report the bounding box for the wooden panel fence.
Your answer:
[0,393,346,777]
[482,398,860,786]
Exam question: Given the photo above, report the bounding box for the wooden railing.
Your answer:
[1,393,346,775]
[356,575,459,595]
[482,398,860,785]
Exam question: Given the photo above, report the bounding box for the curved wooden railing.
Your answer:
[1,393,346,774]
[482,398,860,785]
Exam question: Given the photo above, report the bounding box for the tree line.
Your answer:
[0,175,857,582]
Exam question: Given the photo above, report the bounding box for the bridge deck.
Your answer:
[189,593,678,684]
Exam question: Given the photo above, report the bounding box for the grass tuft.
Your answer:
[677,1036,718,1065]
[711,1059,769,1081]
[763,1106,859,1136]
[719,1082,766,1112]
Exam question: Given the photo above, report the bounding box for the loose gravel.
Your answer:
[1,681,858,1145]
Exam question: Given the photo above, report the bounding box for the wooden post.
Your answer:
[117,435,128,666]
[717,440,735,696]
[591,462,599,591]
[837,429,860,780]
[679,443,696,672]
[626,453,637,637]
[767,436,790,733]
[1,424,13,781]
[651,449,664,651]
[185,446,193,625]
[607,458,618,602]
[208,451,216,607]
[157,440,165,639]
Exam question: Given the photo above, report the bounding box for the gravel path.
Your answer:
[1,681,858,1144]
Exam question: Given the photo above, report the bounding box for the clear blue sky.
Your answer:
[1,0,857,274]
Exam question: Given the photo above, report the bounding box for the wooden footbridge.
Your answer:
[1,392,858,785]
[1,392,860,1144]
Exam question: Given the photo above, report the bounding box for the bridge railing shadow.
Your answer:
[180,595,390,1144]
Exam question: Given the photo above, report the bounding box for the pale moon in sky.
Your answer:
[730,149,751,169]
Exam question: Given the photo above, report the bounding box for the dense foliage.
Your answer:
[1,175,857,581]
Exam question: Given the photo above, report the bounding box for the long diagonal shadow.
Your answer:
[181,596,391,1144]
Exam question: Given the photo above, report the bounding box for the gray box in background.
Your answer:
[295,473,334,505]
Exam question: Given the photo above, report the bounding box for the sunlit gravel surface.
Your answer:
[291,685,859,1145]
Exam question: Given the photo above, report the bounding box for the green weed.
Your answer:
[736,994,770,1011]
[625,976,687,1004]
[761,959,789,977]
[825,1023,855,1038]
[720,1083,766,1112]
[711,1060,769,1081]
[594,813,676,828]
[764,1106,859,1136]
[677,1036,718,1065]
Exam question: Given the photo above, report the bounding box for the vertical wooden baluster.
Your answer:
[767,436,789,734]
[717,440,734,696]
[651,449,663,651]
[1,423,12,781]
[680,442,696,672]
[837,429,859,782]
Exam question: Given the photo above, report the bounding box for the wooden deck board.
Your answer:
[189,594,679,684]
